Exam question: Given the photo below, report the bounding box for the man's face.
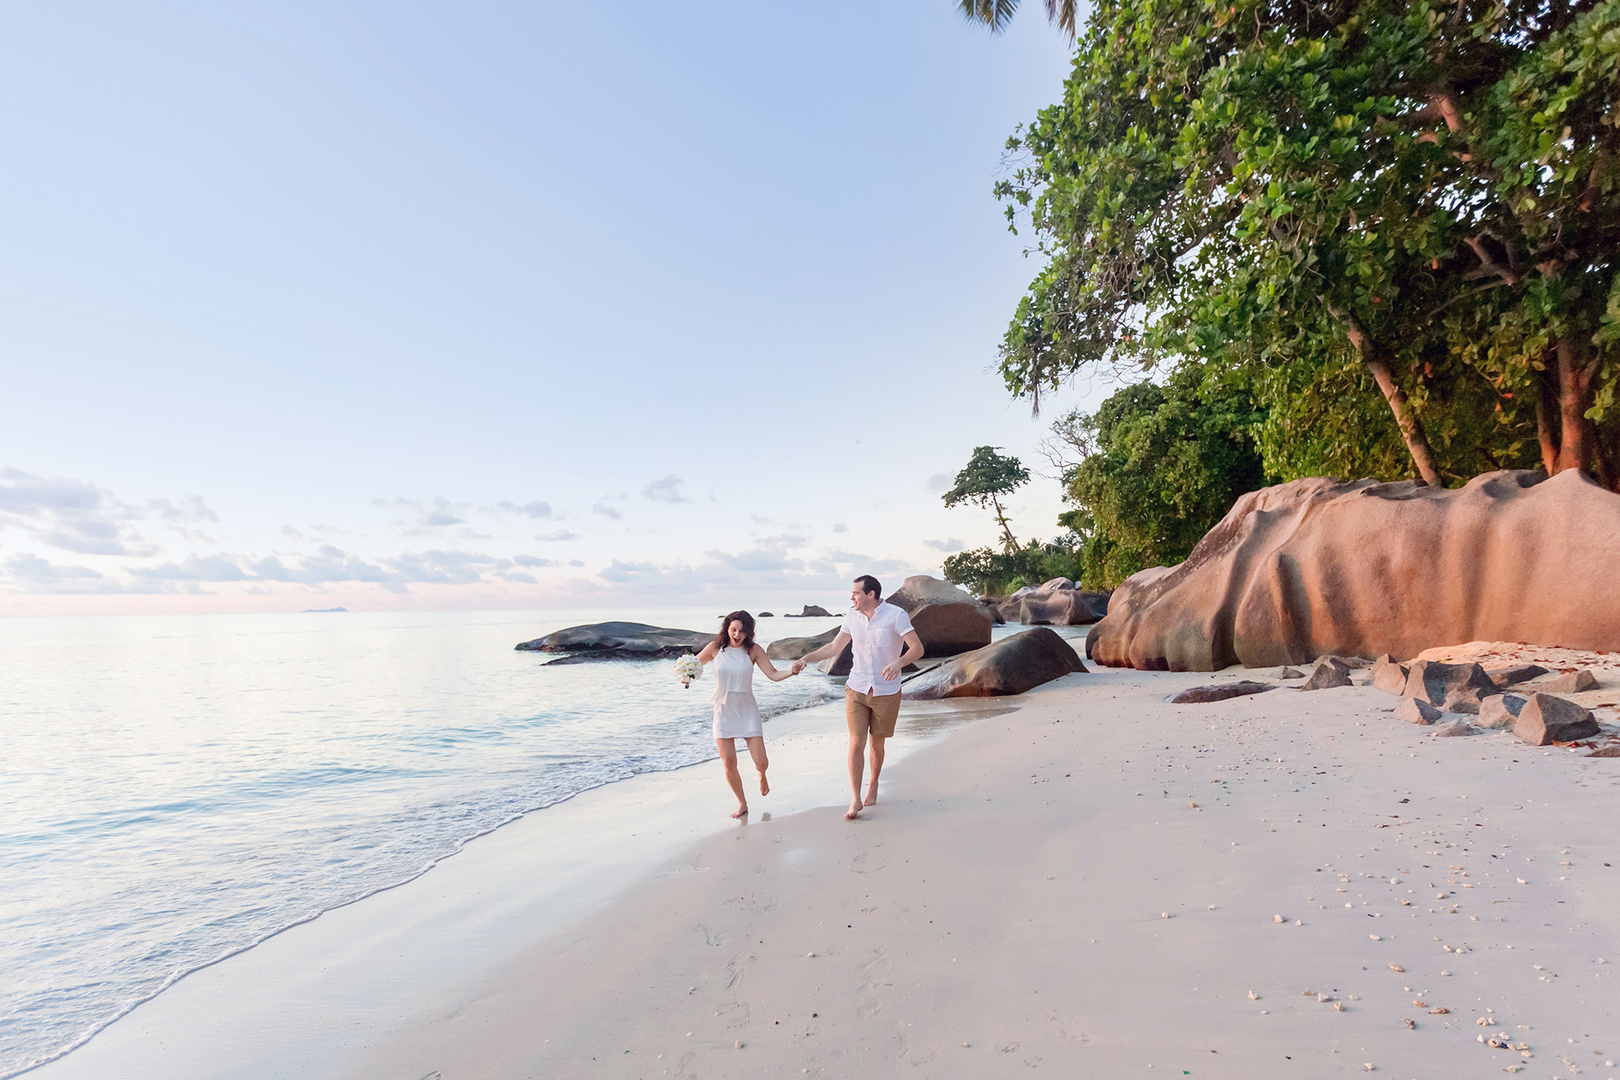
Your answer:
[851,582,877,613]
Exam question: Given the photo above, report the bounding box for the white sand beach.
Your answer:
[33,664,1620,1080]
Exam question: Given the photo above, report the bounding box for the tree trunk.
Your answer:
[1535,360,1560,475]
[1333,307,1443,486]
[1554,332,1596,474]
[991,496,1019,553]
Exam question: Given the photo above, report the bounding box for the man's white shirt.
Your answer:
[841,601,916,695]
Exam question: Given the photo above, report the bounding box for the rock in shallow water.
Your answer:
[516,621,711,658]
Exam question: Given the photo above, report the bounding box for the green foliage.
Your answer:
[941,536,1085,596]
[1054,364,1269,588]
[942,446,1031,551]
[994,0,1620,486]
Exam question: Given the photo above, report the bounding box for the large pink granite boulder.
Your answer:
[1086,469,1620,671]
[886,575,993,657]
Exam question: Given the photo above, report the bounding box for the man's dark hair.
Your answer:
[853,574,882,600]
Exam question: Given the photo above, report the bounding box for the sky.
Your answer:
[0,2,1119,616]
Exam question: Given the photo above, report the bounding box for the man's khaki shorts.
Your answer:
[845,687,901,739]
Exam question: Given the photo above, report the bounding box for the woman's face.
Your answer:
[727,619,746,647]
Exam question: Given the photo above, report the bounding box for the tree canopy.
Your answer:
[942,445,1032,551]
[994,0,1620,488]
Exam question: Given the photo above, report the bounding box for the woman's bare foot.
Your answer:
[863,783,878,807]
[845,798,863,820]
[730,804,748,819]
[759,772,770,796]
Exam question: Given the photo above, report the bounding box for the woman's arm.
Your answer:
[697,641,720,664]
[751,645,794,681]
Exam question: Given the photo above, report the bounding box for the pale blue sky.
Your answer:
[0,2,1110,614]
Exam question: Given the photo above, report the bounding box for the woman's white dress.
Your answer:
[710,646,763,740]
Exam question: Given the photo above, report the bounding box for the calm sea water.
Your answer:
[0,608,847,1078]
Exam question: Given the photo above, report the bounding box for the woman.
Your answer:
[696,610,795,818]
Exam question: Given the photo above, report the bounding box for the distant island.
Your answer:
[302,607,348,613]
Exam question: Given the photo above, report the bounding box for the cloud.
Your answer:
[832,523,848,533]
[592,503,622,520]
[754,534,807,549]
[144,495,218,523]
[496,500,553,519]
[4,553,103,582]
[926,472,953,495]
[512,555,558,567]
[641,475,690,504]
[599,559,660,582]
[377,496,469,532]
[0,467,162,556]
[922,538,966,552]
[703,547,807,573]
[534,530,579,542]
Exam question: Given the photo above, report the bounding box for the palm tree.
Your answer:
[956,0,1078,39]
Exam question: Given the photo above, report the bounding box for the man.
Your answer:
[792,575,924,819]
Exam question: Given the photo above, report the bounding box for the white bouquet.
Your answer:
[674,654,702,688]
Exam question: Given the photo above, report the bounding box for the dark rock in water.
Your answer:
[1394,698,1441,725]
[978,597,1006,625]
[1486,662,1549,687]
[1536,669,1598,693]
[1302,657,1353,690]
[1171,681,1273,704]
[901,627,1086,700]
[303,606,348,613]
[1371,654,1409,695]
[1277,666,1305,679]
[1478,693,1528,729]
[1403,659,1500,714]
[766,627,839,661]
[1513,692,1601,745]
[515,621,710,658]
[886,575,992,657]
[756,611,775,618]
[785,605,835,617]
[1086,469,1620,670]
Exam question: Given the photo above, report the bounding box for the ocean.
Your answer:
[0,607,852,1078]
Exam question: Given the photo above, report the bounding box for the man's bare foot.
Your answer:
[845,798,863,820]
[730,805,748,819]
[863,784,878,807]
[759,773,770,796]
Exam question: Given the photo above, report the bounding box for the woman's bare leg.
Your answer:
[717,739,748,818]
[744,736,769,795]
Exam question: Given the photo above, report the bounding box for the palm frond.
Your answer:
[1043,0,1079,40]
[957,0,1021,33]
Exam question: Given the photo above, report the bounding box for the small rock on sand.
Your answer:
[1404,659,1500,713]
[1486,662,1549,687]
[1394,698,1441,725]
[1513,693,1601,745]
[1431,719,1477,737]
[1172,681,1274,704]
[1302,656,1353,690]
[1478,693,1528,730]
[1535,668,1598,693]
[1277,666,1305,679]
[1371,654,1409,695]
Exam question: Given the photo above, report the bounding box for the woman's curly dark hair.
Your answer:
[713,610,756,654]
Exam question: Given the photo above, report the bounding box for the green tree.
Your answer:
[942,446,1031,552]
[1049,364,1269,587]
[992,0,1620,488]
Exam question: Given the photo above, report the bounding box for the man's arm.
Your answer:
[791,630,850,674]
[880,630,924,683]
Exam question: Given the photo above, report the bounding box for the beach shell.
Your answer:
[1334,1001,1346,1011]
[1429,1007,1449,1014]
[1248,991,1259,1000]
[1403,1018,1415,1028]
[1369,934,1382,940]
[1389,964,1405,972]
[1274,914,1285,923]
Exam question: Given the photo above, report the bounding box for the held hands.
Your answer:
[790,658,808,675]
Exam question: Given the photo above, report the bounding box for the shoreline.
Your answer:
[30,664,1620,1079]
[24,691,1015,1080]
